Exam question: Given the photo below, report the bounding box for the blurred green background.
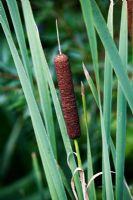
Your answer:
[0,0,133,199]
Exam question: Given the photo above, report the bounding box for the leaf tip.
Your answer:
[82,62,90,80]
[81,81,85,96]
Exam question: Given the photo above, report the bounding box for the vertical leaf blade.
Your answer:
[116,1,128,199]
[103,3,113,199]
[21,0,57,158]
[80,0,114,199]
[6,0,33,85]
[103,2,113,146]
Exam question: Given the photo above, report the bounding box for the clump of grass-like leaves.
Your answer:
[0,0,132,199]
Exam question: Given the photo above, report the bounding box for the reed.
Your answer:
[0,0,132,199]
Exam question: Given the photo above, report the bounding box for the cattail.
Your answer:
[127,0,133,39]
[54,21,80,139]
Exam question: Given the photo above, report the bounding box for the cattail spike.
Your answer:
[56,19,62,55]
[54,54,81,139]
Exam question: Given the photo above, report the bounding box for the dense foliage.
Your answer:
[0,0,133,199]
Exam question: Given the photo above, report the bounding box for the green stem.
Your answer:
[74,139,82,168]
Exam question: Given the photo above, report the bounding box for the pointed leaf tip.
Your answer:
[81,81,85,96]
[82,63,90,80]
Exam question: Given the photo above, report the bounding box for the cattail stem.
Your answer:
[74,139,82,168]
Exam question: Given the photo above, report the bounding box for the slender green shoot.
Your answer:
[116,1,128,199]
[74,139,82,169]
[103,0,113,147]
[102,2,114,199]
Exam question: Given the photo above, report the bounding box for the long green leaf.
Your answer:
[6,0,33,85]
[80,0,114,198]
[0,15,67,200]
[99,108,114,200]
[116,1,127,199]
[21,0,57,159]
[103,1,113,146]
[102,3,114,199]
[90,0,133,113]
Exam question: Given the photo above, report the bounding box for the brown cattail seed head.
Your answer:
[54,53,80,139]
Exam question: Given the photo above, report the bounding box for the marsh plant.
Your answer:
[0,0,133,199]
